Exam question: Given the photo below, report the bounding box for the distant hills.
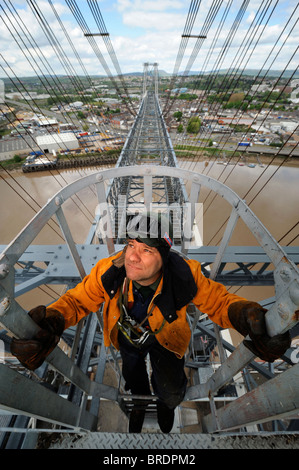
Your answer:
[2,69,298,82]
[123,69,299,79]
[200,69,299,79]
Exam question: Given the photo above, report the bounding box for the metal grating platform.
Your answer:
[41,431,299,449]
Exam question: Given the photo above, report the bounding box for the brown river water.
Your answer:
[0,156,298,308]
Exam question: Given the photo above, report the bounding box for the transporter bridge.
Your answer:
[0,64,298,449]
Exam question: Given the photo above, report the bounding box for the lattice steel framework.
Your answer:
[104,63,188,247]
[0,76,298,448]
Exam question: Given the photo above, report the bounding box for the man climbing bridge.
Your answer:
[11,211,290,433]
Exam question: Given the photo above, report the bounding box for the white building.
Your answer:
[290,79,299,88]
[69,101,83,108]
[100,98,121,104]
[36,132,79,153]
[0,80,4,104]
[33,117,58,128]
[269,120,298,133]
[5,92,50,100]
[250,83,272,94]
[290,90,299,104]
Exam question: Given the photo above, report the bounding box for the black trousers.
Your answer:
[118,331,187,409]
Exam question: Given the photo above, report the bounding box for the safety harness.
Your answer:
[117,277,166,348]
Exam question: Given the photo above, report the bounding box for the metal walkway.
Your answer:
[0,64,298,449]
[105,64,187,249]
[44,431,299,450]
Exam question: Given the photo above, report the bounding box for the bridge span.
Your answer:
[0,64,298,449]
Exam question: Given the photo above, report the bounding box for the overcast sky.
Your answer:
[0,0,298,79]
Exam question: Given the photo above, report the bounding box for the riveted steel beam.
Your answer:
[202,364,299,433]
[0,364,97,431]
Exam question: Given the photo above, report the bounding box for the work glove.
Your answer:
[10,305,65,371]
[228,300,291,362]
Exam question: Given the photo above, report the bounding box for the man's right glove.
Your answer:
[228,300,291,362]
[10,305,65,371]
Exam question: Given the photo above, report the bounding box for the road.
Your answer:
[5,98,80,126]
[221,142,299,157]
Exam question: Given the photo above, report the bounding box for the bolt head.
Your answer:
[0,264,9,279]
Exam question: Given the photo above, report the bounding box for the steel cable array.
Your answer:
[171,0,271,152]
[0,1,107,157]
[163,0,203,115]
[0,0,118,224]
[0,0,298,249]
[86,0,136,116]
[66,0,136,117]
[164,0,298,249]
[184,1,298,171]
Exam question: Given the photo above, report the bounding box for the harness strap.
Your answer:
[117,278,165,348]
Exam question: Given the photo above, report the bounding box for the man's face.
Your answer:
[124,239,163,286]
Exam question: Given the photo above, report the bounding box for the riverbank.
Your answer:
[0,149,120,172]
[176,149,299,167]
[1,148,298,174]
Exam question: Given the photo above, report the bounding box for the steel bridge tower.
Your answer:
[0,65,298,449]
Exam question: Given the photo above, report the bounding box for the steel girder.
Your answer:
[0,165,298,437]
[105,91,188,244]
[2,245,298,295]
[1,165,298,338]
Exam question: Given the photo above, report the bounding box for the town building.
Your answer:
[36,132,79,153]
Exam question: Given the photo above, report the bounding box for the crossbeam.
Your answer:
[2,245,298,296]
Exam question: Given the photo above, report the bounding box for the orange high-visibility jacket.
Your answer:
[48,250,245,358]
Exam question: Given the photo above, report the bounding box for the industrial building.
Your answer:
[32,116,58,129]
[36,132,79,153]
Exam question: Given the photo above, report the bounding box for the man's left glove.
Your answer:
[228,300,291,362]
[10,305,65,371]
